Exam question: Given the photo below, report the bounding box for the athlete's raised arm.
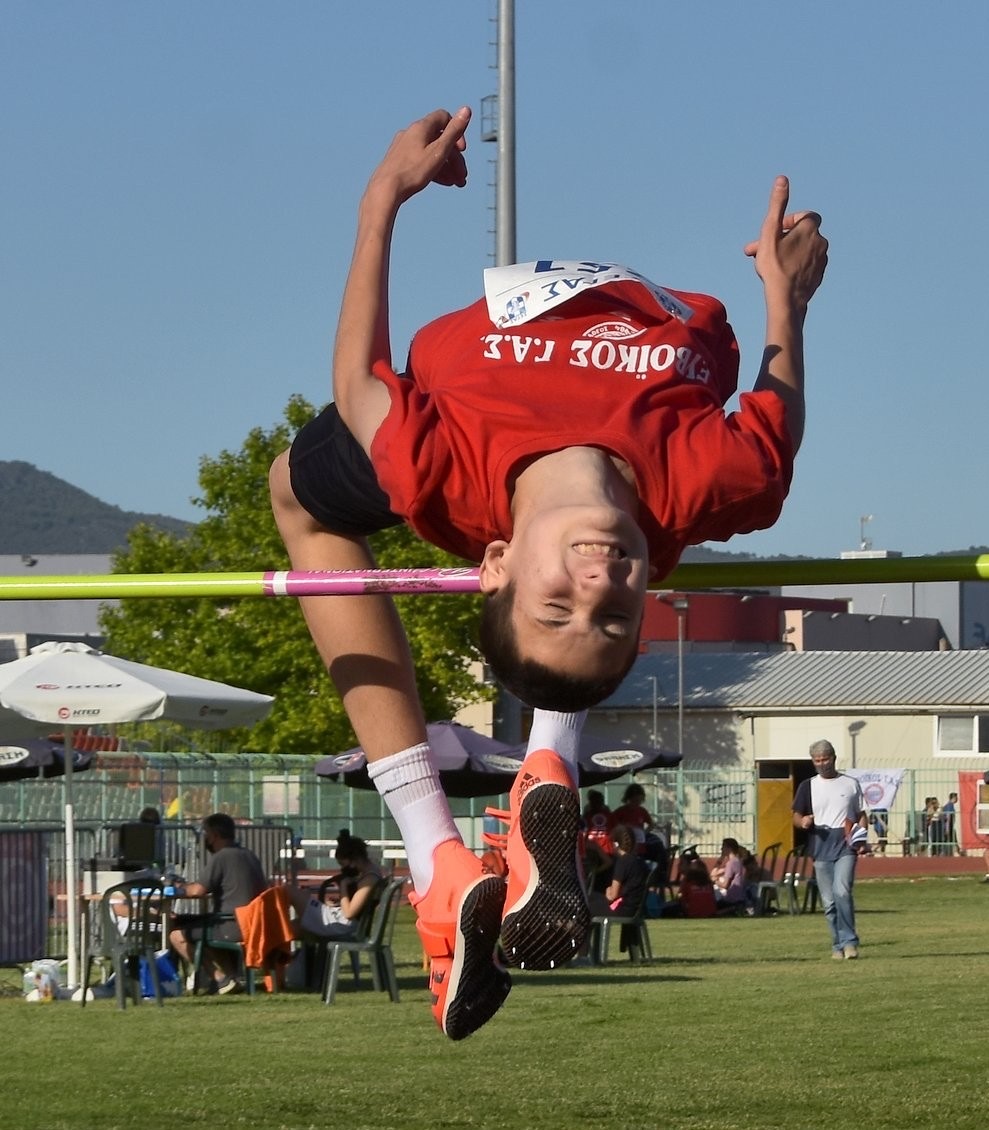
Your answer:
[745,175,828,454]
[333,106,471,454]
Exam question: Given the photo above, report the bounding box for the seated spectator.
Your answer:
[587,824,651,918]
[610,783,654,851]
[167,812,269,995]
[677,851,717,918]
[711,837,747,909]
[738,844,760,881]
[738,845,762,908]
[582,789,612,845]
[581,789,615,892]
[287,829,384,940]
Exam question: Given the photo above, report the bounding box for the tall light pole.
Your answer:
[655,593,689,843]
[671,597,689,844]
[495,0,516,266]
[673,598,687,757]
[482,0,516,266]
[656,594,689,752]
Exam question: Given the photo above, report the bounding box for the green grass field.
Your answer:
[1,877,985,1130]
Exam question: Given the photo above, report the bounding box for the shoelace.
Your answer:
[482,806,510,852]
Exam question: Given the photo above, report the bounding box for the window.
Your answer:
[979,781,989,836]
[936,715,989,757]
[700,781,748,822]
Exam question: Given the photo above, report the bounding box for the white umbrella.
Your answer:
[0,641,275,986]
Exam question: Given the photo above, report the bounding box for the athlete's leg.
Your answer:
[270,450,509,1038]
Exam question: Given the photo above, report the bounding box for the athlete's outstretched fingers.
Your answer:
[430,106,471,187]
[744,175,790,257]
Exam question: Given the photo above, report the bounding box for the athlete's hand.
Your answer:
[367,106,471,206]
[744,176,828,314]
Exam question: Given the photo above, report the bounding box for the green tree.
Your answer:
[100,395,491,754]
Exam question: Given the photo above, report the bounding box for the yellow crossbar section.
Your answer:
[0,554,987,600]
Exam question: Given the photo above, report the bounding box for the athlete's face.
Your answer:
[480,506,651,680]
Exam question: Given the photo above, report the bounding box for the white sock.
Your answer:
[525,709,587,788]
[366,743,460,893]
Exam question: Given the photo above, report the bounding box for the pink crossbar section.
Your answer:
[261,568,481,596]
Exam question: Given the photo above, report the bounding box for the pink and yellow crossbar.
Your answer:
[0,555,987,600]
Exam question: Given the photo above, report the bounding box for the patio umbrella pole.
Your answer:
[63,737,79,989]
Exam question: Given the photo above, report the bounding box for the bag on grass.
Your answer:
[22,959,61,1002]
[138,950,182,998]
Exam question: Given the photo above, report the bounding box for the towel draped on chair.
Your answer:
[235,885,295,972]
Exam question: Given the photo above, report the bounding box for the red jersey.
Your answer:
[370,278,793,578]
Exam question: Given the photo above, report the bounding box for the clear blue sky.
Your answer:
[3,1,987,560]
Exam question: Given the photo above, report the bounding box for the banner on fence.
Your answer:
[846,768,906,811]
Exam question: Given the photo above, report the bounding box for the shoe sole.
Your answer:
[441,874,511,1041]
[501,780,589,970]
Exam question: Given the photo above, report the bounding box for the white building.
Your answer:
[0,554,111,659]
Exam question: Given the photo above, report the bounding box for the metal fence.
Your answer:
[1,753,981,966]
[2,752,978,857]
[0,819,298,967]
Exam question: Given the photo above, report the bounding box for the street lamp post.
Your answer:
[673,598,687,758]
[655,593,689,844]
[671,597,689,844]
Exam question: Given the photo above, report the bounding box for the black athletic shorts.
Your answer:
[288,403,404,537]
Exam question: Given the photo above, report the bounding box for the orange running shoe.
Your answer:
[492,748,589,970]
[410,839,511,1040]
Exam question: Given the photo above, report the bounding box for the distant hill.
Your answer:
[0,460,758,562]
[2,459,984,562]
[0,461,192,554]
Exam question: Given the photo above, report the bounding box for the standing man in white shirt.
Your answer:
[792,740,868,960]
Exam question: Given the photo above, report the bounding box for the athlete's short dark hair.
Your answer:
[478,582,636,710]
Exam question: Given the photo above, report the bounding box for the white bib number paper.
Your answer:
[483,260,694,328]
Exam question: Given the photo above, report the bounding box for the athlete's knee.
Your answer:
[269,449,301,524]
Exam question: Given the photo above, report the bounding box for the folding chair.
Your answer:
[235,885,297,993]
[191,913,256,994]
[81,880,167,1009]
[588,861,658,965]
[778,848,816,915]
[302,876,386,991]
[323,876,408,1004]
[753,842,783,915]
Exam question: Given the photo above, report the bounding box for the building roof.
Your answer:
[612,650,989,712]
